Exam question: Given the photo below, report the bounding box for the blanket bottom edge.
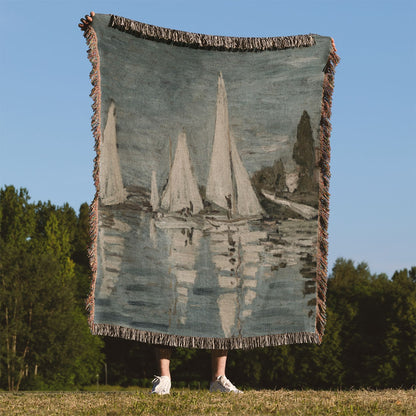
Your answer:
[91,323,320,349]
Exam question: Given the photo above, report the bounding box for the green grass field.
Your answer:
[1,389,415,416]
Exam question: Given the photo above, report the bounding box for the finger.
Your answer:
[90,11,95,17]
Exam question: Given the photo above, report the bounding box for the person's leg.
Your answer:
[210,349,243,393]
[157,347,172,378]
[152,347,172,394]
[211,349,228,381]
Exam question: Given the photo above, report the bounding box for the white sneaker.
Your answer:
[151,375,171,395]
[209,375,243,393]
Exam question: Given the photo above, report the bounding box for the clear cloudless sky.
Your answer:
[1,0,415,277]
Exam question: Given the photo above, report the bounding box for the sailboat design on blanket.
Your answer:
[207,73,263,219]
[152,72,263,229]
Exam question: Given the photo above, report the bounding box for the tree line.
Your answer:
[0,186,415,391]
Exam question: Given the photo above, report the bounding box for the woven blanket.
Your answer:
[83,14,339,349]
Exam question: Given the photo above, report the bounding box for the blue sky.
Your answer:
[1,0,415,277]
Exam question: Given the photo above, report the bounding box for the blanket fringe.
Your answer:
[91,323,320,349]
[109,14,315,51]
[316,39,340,342]
[83,24,102,330]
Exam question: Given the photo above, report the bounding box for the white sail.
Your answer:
[230,133,263,216]
[160,131,203,213]
[150,170,159,211]
[206,73,234,210]
[206,73,263,216]
[99,101,127,205]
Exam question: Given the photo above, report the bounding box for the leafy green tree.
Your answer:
[0,186,103,391]
[386,268,416,386]
[328,259,391,386]
[72,203,92,305]
[0,186,36,391]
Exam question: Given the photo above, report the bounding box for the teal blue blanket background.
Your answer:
[90,14,332,346]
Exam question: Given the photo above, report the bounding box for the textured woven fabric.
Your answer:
[83,14,339,349]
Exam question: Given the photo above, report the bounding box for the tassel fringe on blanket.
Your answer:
[108,15,316,51]
[82,14,339,349]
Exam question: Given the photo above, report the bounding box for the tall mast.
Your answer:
[169,136,172,169]
[206,72,233,210]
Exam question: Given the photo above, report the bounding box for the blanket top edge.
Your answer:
[92,13,322,51]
